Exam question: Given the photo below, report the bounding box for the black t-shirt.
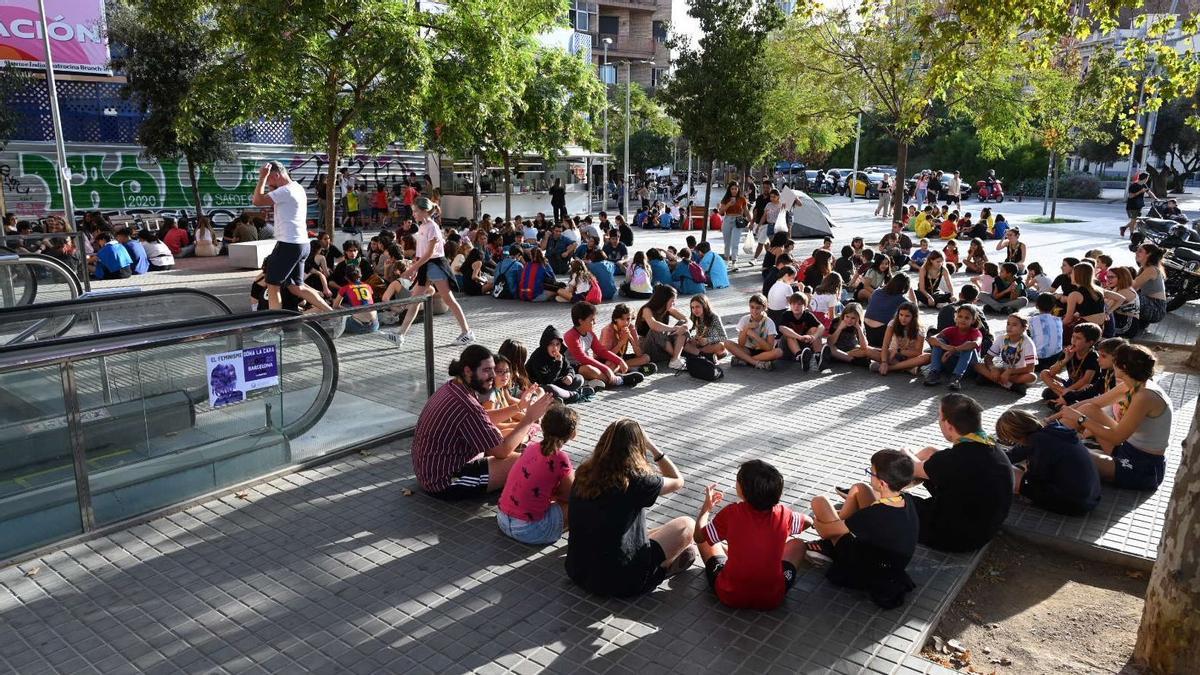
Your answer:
[833,256,856,284]
[762,268,781,295]
[566,473,664,597]
[896,233,914,252]
[753,194,770,223]
[828,495,919,607]
[778,309,821,336]
[917,440,1013,552]
[1060,349,1099,386]
[549,184,566,207]
[1051,273,1077,296]
[1126,181,1147,210]
[1005,423,1101,512]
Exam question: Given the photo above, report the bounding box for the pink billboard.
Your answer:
[0,0,110,74]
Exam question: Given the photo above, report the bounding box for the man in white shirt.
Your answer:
[947,171,962,206]
[251,161,332,312]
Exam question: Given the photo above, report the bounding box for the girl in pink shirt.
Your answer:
[497,405,577,545]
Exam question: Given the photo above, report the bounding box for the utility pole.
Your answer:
[602,38,611,211]
[850,113,862,202]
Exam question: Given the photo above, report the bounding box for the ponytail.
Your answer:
[449,344,493,378]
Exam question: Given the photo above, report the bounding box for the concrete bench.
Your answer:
[228,241,278,269]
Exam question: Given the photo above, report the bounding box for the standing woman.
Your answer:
[566,419,697,598]
[874,174,893,219]
[753,189,783,261]
[1131,243,1168,333]
[1055,344,1173,491]
[718,182,751,269]
[396,196,474,345]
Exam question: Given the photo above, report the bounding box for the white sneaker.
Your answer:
[668,358,685,370]
[453,330,475,345]
[868,361,881,374]
[585,379,607,390]
[381,332,405,347]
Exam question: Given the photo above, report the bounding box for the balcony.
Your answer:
[593,34,660,58]
[597,0,661,10]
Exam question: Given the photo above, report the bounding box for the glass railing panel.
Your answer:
[0,254,83,308]
[287,297,432,461]
[0,365,83,559]
[81,332,288,527]
[0,289,232,346]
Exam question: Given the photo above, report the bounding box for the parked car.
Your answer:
[845,171,886,198]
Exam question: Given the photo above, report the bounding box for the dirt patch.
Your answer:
[1148,343,1199,374]
[922,533,1148,674]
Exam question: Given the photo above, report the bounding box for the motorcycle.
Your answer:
[1164,246,1200,312]
[1129,202,1200,251]
[975,179,1004,202]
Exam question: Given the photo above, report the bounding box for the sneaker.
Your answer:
[817,345,831,371]
[947,376,962,391]
[638,363,659,375]
[754,359,774,371]
[585,379,607,390]
[731,357,749,367]
[804,540,834,567]
[909,367,921,375]
[666,545,698,576]
[453,330,475,345]
[834,485,851,498]
[577,386,597,402]
[923,370,941,386]
[668,358,685,370]
[800,347,813,372]
[622,372,645,387]
[868,361,881,374]
[380,332,405,347]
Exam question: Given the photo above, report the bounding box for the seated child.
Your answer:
[683,294,729,362]
[970,261,997,298]
[809,273,843,329]
[979,262,1028,314]
[1028,292,1065,371]
[1092,337,1126,400]
[995,409,1101,516]
[694,460,811,610]
[923,304,982,390]
[598,304,657,375]
[806,449,919,609]
[777,292,825,371]
[557,259,602,304]
[766,265,799,326]
[723,294,784,371]
[525,325,591,403]
[942,239,960,274]
[1024,261,1053,301]
[332,266,379,334]
[483,355,529,434]
[1039,322,1101,409]
[865,301,930,376]
[496,404,577,545]
[817,302,870,370]
[564,302,645,390]
[974,315,1038,394]
[908,238,932,271]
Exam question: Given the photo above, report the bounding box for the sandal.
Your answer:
[665,544,698,576]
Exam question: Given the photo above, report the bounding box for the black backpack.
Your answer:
[684,354,724,382]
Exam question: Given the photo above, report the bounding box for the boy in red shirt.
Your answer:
[694,460,812,610]
[563,302,644,390]
[923,304,982,390]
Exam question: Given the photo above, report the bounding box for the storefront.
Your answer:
[436,148,607,221]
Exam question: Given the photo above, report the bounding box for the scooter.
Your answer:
[975,179,1004,203]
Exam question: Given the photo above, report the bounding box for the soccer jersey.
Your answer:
[704,503,806,609]
[987,335,1037,370]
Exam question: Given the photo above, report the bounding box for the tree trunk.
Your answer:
[324,138,340,238]
[186,154,204,222]
[701,158,715,244]
[503,152,512,223]
[1050,153,1060,221]
[892,141,909,227]
[1134,394,1200,673]
[1188,330,1200,370]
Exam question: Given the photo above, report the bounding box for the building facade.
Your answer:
[569,0,672,91]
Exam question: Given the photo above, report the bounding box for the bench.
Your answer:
[228,241,278,269]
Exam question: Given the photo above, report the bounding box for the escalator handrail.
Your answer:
[0,252,84,305]
[0,294,430,373]
[0,287,233,334]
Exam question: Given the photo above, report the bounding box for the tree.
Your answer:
[1149,92,1200,188]
[626,129,673,176]
[662,0,784,242]
[107,0,234,221]
[164,0,433,233]
[605,82,678,176]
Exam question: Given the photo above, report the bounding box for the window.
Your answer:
[598,15,619,35]
[571,2,597,32]
[600,64,617,85]
[652,20,667,41]
[651,67,667,88]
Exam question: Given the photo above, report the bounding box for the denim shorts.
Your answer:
[497,503,565,545]
[425,261,449,282]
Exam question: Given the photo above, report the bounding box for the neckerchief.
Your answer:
[1118,382,1142,420]
[956,431,995,447]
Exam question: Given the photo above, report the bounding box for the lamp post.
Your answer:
[602,38,612,211]
[622,59,654,219]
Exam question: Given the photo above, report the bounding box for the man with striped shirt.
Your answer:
[412,345,553,499]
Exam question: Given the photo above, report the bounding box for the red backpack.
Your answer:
[688,259,707,284]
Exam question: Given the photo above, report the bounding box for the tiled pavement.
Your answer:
[2,259,1195,674]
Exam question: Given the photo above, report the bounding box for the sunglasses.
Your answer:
[863,468,876,479]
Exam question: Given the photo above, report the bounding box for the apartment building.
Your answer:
[569,0,672,91]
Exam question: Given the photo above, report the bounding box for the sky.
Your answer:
[671,2,701,50]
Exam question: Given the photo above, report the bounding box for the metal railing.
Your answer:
[0,293,435,563]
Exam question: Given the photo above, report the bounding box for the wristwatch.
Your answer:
[653,453,666,462]
[1077,414,1087,427]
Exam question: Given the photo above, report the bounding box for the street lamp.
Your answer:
[623,59,654,218]
[602,38,612,211]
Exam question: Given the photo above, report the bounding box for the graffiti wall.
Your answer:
[0,142,428,223]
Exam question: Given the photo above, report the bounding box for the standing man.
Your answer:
[336,168,354,228]
[251,161,333,312]
[549,177,568,225]
[1122,172,1153,238]
[946,170,962,207]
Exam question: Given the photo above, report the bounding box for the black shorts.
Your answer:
[1112,442,1166,491]
[704,554,797,590]
[427,457,489,500]
[1126,207,1143,220]
[266,242,308,288]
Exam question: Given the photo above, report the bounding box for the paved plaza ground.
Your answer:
[1,194,1197,674]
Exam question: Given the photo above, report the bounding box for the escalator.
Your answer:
[0,250,84,308]
[0,310,340,557]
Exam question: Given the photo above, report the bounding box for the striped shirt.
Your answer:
[412,379,502,493]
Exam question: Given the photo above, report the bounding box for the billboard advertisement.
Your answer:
[0,0,110,74]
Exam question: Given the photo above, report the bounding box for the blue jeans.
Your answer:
[722,216,744,262]
[928,346,977,376]
[497,504,565,545]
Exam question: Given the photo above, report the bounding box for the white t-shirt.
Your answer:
[809,293,838,316]
[1030,273,1053,293]
[268,181,308,244]
[736,315,777,341]
[523,225,539,241]
[580,222,602,242]
[987,335,1038,370]
[415,218,444,259]
[767,280,793,311]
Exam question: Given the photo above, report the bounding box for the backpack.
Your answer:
[684,354,724,382]
[518,263,542,301]
[688,259,707,284]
